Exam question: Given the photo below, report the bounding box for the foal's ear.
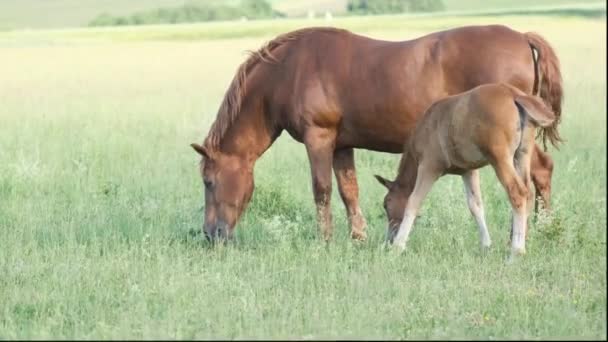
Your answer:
[190,143,210,159]
[374,175,393,189]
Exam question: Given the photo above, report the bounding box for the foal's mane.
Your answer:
[203,27,346,149]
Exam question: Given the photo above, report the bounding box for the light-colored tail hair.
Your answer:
[525,32,563,149]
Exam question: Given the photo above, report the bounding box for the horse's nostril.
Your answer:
[386,224,399,243]
[203,231,212,242]
[216,220,230,239]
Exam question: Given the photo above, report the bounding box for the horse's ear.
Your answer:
[374,174,393,189]
[190,143,210,159]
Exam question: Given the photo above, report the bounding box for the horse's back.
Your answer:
[259,26,536,151]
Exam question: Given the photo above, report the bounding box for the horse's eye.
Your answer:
[203,179,213,188]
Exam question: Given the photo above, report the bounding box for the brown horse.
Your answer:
[190,25,563,242]
[378,83,555,257]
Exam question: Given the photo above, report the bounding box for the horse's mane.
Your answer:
[203,27,346,149]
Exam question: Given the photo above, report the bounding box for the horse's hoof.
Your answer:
[392,243,407,255]
[379,241,391,251]
[480,245,491,256]
[506,249,526,263]
[350,230,367,241]
[512,247,526,255]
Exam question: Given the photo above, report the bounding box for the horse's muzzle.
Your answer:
[204,220,233,243]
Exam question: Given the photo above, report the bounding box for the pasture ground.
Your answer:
[0,11,606,339]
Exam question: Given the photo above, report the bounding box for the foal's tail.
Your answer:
[514,94,556,128]
[525,32,563,149]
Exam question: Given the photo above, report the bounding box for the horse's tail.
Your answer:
[525,32,564,150]
[514,94,556,129]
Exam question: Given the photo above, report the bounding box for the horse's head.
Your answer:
[375,174,408,242]
[191,143,254,242]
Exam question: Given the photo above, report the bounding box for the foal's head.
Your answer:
[374,147,419,241]
[375,175,409,241]
[191,143,254,242]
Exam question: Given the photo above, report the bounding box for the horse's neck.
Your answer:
[219,106,278,162]
[395,148,419,195]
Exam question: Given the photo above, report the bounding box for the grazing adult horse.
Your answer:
[190,25,563,242]
[379,83,556,257]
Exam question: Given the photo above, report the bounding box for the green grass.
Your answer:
[0,13,606,339]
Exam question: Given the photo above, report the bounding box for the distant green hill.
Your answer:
[0,0,604,29]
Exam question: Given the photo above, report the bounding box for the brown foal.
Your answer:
[378,83,555,257]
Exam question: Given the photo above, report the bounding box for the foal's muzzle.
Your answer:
[386,223,399,243]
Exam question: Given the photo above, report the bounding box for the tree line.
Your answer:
[89,0,445,27]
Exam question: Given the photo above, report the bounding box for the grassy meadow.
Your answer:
[0,8,606,340]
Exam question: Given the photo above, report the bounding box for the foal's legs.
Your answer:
[305,128,336,241]
[392,162,441,250]
[492,157,530,256]
[531,144,554,213]
[462,170,492,249]
[333,148,368,241]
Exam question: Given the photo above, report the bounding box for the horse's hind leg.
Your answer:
[333,148,367,241]
[515,140,535,239]
[531,143,553,213]
[462,169,491,249]
[491,156,530,256]
[305,128,337,241]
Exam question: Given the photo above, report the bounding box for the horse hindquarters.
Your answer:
[488,121,536,254]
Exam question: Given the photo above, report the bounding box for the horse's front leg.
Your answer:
[333,148,367,241]
[392,162,440,251]
[305,128,337,241]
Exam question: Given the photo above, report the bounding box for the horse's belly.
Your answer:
[448,141,488,171]
[336,112,412,153]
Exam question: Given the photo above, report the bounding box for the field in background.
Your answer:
[0,7,606,340]
[0,0,603,28]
